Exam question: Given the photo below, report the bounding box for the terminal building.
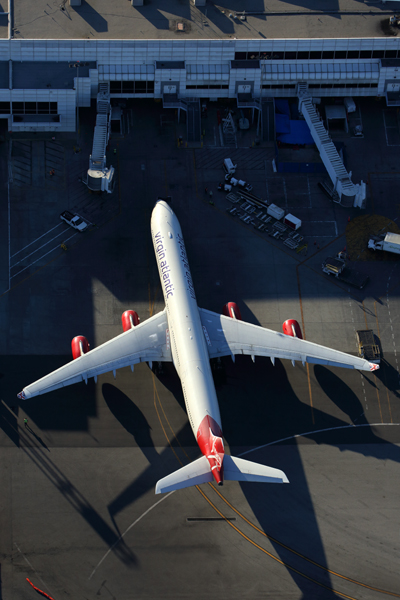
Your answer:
[3,0,400,204]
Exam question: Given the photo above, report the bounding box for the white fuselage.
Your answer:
[151,201,222,440]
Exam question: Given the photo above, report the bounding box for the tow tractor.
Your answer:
[356,330,381,365]
[322,251,369,289]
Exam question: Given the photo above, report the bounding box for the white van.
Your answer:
[223,158,237,175]
[344,97,356,114]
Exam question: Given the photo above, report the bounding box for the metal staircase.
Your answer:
[297,83,365,208]
[162,94,202,144]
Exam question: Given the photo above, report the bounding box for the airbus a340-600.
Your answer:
[18,200,378,494]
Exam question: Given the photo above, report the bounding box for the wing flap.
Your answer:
[20,310,172,399]
[199,307,374,372]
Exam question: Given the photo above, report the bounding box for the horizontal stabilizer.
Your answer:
[156,456,213,494]
[224,455,289,484]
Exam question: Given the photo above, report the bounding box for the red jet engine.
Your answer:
[71,336,90,360]
[222,302,242,320]
[122,310,140,332]
[282,319,303,339]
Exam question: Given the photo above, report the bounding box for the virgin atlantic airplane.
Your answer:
[18,200,378,493]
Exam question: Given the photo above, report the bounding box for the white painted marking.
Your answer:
[383,111,390,147]
[11,228,70,268]
[11,232,78,279]
[11,222,63,258]
[88,491,175,580]
[307,174,311,209]
[265,177,269,203]
[383,110,400,147]
[7,178,10,292]
[238,423,400,457]
[300,220,338,237]
[283,178,287,209]
[14,542,53,594]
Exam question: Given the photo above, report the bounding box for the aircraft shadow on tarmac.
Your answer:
[102,354,400,597]
[0,401,137,569]
[102,382,197,535]
[218,356,400,598]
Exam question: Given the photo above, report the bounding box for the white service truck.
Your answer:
[368,232,400,255]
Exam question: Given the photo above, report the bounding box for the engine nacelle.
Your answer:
[282,319,303,339]
[71,336,90,360]
[122,310,140,332]
[222,302,242,321]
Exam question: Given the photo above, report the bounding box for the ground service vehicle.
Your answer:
[368,232,400,255]
[356,330,380,365]
[322,252,369,289]
[60,211,89,232]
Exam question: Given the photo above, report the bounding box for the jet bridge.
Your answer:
[162,94,201,144]
[84,83,115,193]
[297,84,365,208]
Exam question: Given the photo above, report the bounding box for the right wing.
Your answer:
[199,308,377,372]
[18,310,171,399]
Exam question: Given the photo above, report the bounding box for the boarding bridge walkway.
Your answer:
[91,83,111,169]
[297,85,365,208]
[163,94,201,144]
[85,82,114,193]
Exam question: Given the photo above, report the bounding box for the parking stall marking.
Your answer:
[383,110,400,147]
[11,232,78,279]
[11,223,64,258]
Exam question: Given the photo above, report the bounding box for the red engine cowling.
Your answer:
[282,319,303,339]
[122,310,140,332]
[222,302,242,320]
[71,336,90,360]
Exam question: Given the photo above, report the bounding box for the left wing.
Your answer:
[18,310,171,399]
[199,308,377,372]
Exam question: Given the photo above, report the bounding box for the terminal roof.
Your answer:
[11,0,400,41]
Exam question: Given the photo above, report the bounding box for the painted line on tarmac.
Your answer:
[11,223,64,258]
[88,490,175,581]
[11,227,69,269]
[14,542,54,595]
[238,422,400,457]
[11,232,78,278]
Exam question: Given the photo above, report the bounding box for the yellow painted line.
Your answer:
[164,159,169,196]
[210,485,400,598]
[362,301,383,423]
[296,266,314,424]
[152,377,184,468]
[196,486,359,600]
[192,150,200,200]
[374,301,393,423]
[152,373,399,598]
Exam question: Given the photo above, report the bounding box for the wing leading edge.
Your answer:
[199,308,377,372]
[18,310,172,399]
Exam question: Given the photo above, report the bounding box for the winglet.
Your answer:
[369,363,379,372]
[17,390,26,400]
